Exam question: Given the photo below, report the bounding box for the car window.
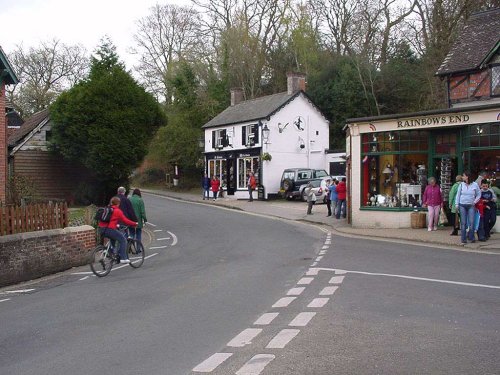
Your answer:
[282,171,295,180]
[298,170,312,180]
[315,170,328,178]
[310,180,321,187]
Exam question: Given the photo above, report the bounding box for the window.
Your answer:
[212,129,228,149]
[208,159,227,187]
[242,124,259,147]
[492,65,500,97]
[237,157,259,188]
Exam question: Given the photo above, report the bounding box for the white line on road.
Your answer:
[306,268,320,276]
[289,312,316,327]
[153,229,163,232]
[322,245,329,249]
[235,354,275,375]
[0,298,11,303]
[311,262,318,267]
[167,231,178,246]
[319,251,327,255]
[71,271,93,275]
[272,297,297,308]
[254,312,279,325]
[315,256,323,262]
[307,298,330,308]
[150,246,168,249]
[192,352,233,372]
[156,237,171,241]
[145,222,157,227]
[325,241,331,245]
[329,276,345,284]
[297,277,314,285]
[227,328,262,347]
[313,268,500,290]
[3,289,35,294]
[79,276,89,281]
[287,287,305,296]
[319,286,339,296]
[265,329,300,349]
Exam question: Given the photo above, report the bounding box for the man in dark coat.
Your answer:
[117,187,138,222]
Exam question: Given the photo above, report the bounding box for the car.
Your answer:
[298,178,325,202]
[279,168,330,200]
[319,175,347,203]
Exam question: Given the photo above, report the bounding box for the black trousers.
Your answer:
[326,199,332,216]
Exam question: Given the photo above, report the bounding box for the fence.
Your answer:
[0,202,68,236]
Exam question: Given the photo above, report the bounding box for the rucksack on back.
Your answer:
[95,206,114,223]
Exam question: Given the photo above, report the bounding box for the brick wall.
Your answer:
[450,70,491,102]
[0,225,96,287]
[0,83,6,203]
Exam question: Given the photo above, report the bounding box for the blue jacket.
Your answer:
[455,182,481,206]
[202,176,211,189]
[329,184,338,201]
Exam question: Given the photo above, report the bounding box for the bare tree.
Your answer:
[7,40,88,117]
[132,3,205,100]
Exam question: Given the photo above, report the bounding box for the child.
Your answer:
[480,179,497,240]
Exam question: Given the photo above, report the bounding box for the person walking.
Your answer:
[455,171,481,245]
[211,176,220,201]
[247,171,257,202]
[448,175,462,236]
[423,177,443,231]
[117,187,138,222]
[479,179,497,240]
[305,182,316,215]
[201,173,211,200]
[329,179,338,218]
[129,188,147,243]
[335,178,347,219]
[324,178,332,216]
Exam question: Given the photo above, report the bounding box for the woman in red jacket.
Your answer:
[335,177,347,219]
[98,196,138,264]
[210,176,221,201]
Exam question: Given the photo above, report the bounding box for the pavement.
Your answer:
[143,187,500,254]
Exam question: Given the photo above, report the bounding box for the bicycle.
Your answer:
[90,226,145,277]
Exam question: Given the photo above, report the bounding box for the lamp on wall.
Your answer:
[262,123,270,144]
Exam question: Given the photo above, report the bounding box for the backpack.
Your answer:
[95,206,114,223]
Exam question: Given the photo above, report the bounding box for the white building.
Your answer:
[202,73,330,199]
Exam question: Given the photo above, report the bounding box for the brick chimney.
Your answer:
[287,72,306,95]
[0,83,6,203]
[230,88,244,106]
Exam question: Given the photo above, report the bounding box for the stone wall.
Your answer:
[0,225,96,287]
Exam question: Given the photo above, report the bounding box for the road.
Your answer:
[0,193,499,374]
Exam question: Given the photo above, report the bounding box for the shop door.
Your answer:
[226,158,236,195]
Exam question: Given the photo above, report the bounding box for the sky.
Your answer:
[1,0,193,70]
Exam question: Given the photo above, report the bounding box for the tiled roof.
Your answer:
[202,91,302,128]
[436,8,500,76]
[6,111,24,128]
[8,108,50,147]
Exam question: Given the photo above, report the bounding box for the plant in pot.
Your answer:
[262,152,272,161]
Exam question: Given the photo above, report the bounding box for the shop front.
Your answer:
[346,105,500,229]
[205,148,262,199]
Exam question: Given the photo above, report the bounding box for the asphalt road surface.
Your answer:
[0,193,499,375]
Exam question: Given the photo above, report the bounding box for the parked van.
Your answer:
[279,168,329,200]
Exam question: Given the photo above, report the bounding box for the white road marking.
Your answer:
[71,271,93,275]
[316,268,500,290]
[235,354,275,375]
[192,352,233,372]
[315,256,323,262]
[145,222,157,227]
[227,328,262,347]
[156,237,171,241]
[322,245,329,249]
[0,298,11,303]
[265,329,300,349]
[306,268,320,276]
[287,287,305,296]
[325,241,331,245]
[319,251,327,255]
[79,276,89,281]
[329,276,345,284]
[311,262,318,267]
[254,312,279,325]
[308,298,329,308]
[150,246,168,249]
[297,277,314,285]
[3,289,35,294]
[167,231,178,246]
[272,297,297,308]
[319,286,339,296]
[289,312,316,327]
[153,229,163,232]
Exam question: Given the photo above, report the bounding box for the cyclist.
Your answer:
[98,196,138,264]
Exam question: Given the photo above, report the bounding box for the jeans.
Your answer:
[459,204,476,243]
[129,227,142,241]
[99,227,127,260]
[326,199,331,216]
[248,186,253,201]
[484,207,496,238]
[212,190,217,200]
[203,188,210,199]
[427,205,440,230]
[336,199,346,219]
[331,200,338,217]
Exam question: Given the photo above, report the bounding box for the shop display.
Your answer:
[440,158,452,201]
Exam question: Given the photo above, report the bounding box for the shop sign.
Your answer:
[213,155,225,159]
[397,114,470,128]
[238,153,251,158]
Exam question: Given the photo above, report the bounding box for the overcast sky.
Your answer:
[1,0,193,69]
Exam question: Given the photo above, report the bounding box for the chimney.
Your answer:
[230,88,244,106]
[287,72,306,95]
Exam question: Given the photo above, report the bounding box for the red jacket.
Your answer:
[423,184,443,207]
[336,181,347,200]
[98,205,137,229]
[211,179,221,192]
[249,175,256,189]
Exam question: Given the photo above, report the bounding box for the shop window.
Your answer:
[492,65,500,97]
[208,159,227,187]
[237,157,260,189]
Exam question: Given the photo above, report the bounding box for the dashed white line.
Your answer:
[297,277,314,285]
[311,262,318,267]
[289,312,316,327]
[167,231,178,246]
[254,312,279,325]
[227,328,262,347]
[319,251,327,255]
[272,297,297,308]
[192,352,233,372]
[287,287,305,296]
[150,246,168,249]
[153,229,163,232]
[71,271,93,275]
[325,241,331,245]
[0,298,11,303]
[79,276,89,281]
[157,237,171,241]
[235,354,275,375]
[315,256,323,262]
[3,288,35,294]
[265,329,300,349]
[145,222,157,227]
[329,276,345,284]
[319,286,339,296]
[322,245,329,249]
[306,268,320,276]
[308,298,330,308]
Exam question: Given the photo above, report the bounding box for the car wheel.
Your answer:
[282,178,294,192]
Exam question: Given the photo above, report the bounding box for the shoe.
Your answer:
[470,240,476,243]
[119,259,131,264]
[460,242,466,245]
[428,228,432,232]
[433,227,438,231]
[450,229,458,236]
[479,239,486,242]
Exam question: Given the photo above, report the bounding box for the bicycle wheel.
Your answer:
[90,245,114,277]
[128,240,145,268]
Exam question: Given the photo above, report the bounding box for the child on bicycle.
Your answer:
[98,196,138,264]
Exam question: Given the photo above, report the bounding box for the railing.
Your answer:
[0,202,68,236]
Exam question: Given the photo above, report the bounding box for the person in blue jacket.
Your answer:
[329,179,338,218]
[202,173,211,200]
